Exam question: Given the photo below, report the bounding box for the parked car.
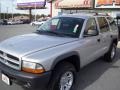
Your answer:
[3,20,8,25]
[114,15,120,39]
[21,19,31,24]
[0,20,3,25]
[0,19,7,25]
[8,20,16,25]
[15,20,23,24]
[30,20,46,26]
[8,20,23,25]
[0,13,118,90]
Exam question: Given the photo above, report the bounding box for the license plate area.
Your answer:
[2,74,10,85]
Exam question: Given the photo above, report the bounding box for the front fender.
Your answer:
[51,51,81,70]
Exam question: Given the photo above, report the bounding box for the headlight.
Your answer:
[22,61,45,74]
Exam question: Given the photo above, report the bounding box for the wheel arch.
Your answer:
[112,38,118,46]
[51,51,81,72]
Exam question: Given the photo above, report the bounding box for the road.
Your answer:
[0,25,120,90]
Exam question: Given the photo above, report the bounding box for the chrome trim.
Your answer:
[0,51,20,70]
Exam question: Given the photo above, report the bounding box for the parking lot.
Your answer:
[0,25,120,90]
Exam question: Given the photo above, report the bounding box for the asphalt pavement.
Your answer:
[0,24,120,90]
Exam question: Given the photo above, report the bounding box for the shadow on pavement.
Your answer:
[75,47,120,90]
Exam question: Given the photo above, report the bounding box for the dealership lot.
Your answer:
[0,25,120,90]
[0,24,36,42]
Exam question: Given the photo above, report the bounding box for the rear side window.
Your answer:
[97,17,109,33]
[106,17,118,31]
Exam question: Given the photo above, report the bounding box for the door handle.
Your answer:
[110,35,113,38]
[97,39,101,42]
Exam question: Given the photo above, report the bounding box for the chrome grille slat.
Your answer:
[0,50,3,56]
[0,59,19,69]
[0,57,5,63]
[0,55,19,64]
[7,54,19,61]
[0,51,20,70]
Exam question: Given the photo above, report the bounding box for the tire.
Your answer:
[103,43,117,62]
[48,62,76,90]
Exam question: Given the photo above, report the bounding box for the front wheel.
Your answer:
[103,43,117,62]
[48,62,76,90]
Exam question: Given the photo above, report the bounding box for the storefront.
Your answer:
[47,0,120,18]
[47,0,93,17]
[56,0,92,9]
[95,0,120,18]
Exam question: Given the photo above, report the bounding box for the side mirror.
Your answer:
[84,29,98,37]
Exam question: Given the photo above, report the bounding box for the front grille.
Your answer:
[0,51,20,70]
[0,50,3,56]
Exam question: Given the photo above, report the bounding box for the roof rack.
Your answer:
[94,12,110,16]
[62,12,110,17]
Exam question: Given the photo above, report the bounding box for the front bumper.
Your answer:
[0,62,51,90]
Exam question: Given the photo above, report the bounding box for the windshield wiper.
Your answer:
[36,30,76,37]
[59,32,76,38]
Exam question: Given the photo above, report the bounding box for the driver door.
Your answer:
[80,18,102,66]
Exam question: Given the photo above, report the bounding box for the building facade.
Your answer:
[47,0,120,18]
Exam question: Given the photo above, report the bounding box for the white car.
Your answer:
[30,21,46,26]
[8,20,23,25]
[8,20,16,25]
[15,20,23,24]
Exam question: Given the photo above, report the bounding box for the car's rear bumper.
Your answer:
[0,62,51,90]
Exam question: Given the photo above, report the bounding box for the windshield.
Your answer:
[37,17,84,38]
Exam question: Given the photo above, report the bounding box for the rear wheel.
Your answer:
[103,43,116,62]
[48,62,76,90]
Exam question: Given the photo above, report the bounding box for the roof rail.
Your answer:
[62,12,110,17]
[94,12,110,16]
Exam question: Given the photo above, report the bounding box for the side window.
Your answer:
[97,17,109,33]
[106,17,118,31]
[84,18,98,36]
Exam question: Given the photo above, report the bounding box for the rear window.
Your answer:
[106,17,118,31]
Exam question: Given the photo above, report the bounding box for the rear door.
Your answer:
[96,17,112,53]
[106,17,119,39]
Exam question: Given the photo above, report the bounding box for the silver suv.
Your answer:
[0,13,118,90]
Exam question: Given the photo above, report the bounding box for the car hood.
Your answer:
[0,33,77,57]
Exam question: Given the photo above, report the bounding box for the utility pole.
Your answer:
[12,0,14,20]
[0,0,1,19]
[29,8,32,22]
[6,7,8,20]
[35,0,37,21]
[4,11,5,20]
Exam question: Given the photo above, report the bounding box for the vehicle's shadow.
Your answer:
[75,47,120,90]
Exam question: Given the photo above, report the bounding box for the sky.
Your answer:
[0,0,50,15]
